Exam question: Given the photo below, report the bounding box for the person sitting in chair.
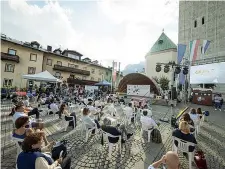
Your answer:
[17,133,71,169]
[140,110,157,130]
[60,104,76,128]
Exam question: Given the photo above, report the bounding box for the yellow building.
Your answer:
[1,36,44,88]
[1,34,123,88]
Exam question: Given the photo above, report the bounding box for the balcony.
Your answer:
[67,78,97,85]
[1,52,20,63]
[53,64,90,76]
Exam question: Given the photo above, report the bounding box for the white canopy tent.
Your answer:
[22,70,62,82]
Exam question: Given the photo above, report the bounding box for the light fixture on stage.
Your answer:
[175,67,181,74]
[164,65,170,73]
[183,67,189,75]
[156,64,162,72]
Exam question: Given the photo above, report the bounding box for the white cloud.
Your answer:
[1,0,178,70]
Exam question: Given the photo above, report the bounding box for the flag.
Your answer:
[201,40,210,54]
[189,40,200,63]
[177,44,187,64]
[179,72,185,85]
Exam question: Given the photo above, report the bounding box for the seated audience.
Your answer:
[148,151,180,169]
[101,123,133,144]
[124,103,133,118]
[140,110,157,130]
[189,108,200,123]
[13,116,52,151]
[142,105,152,117]
[49,99,61,119]
[172,121,197,152]
[82,107,101,133]
[178,113,195,132]
[17,133,71,169]
[197,107,203,119]
[60,104,76,128]
[12,102,40,123]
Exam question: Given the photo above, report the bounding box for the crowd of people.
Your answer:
[7,87,205,169]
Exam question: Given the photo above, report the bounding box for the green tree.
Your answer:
[159,76,170,91]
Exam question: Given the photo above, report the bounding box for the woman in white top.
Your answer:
[82,108,100,133]
[189,108,200,124]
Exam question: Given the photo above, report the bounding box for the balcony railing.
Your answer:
[53,64,90,75]
[67,78,97,85]
[1,52,20,63]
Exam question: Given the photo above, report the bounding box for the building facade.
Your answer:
[145,32,177,87]
[179,1,225,91]
[1,34,123,88]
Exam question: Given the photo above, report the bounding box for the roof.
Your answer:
[1,35,111,70]
[62,49,83,57]
[147,32,177,55]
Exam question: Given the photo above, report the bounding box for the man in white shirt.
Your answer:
[49,100,60,118]
[124,103,133,118]
[148,151,180,169]
[140,110,157,129]
[13,105,28,123]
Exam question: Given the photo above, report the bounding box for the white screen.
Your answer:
[85,85,98,93]
[127,85,150,97]
[190,62,225,84]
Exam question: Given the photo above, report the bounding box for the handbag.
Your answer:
[51,140,68,161]
[194,150,208,169]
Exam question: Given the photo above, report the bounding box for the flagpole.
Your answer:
[111,60,114,93]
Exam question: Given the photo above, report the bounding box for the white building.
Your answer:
[145,32,177,87]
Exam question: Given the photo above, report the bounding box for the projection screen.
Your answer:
[127,85,150,97]
[190,62,225,84]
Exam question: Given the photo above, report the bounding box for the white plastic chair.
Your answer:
[62,114,75,131]
[193,119,200,135]
[81,120,98,142]
[172,136,196,169]
[102,131,122,159]
[140,123,154,142]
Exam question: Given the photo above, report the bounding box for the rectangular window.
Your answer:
[106,72,109,76]
[30,53,37,61]
[57,61,62,66]
[5,63,15,72]
[68,63,75,68]
[99,70,102,75]
[28,67,36,74]
[91,77,94,81]
[75,65,79,68]
[46,59,52,66]
[202,17,205,25]
[194,20,197,28]
[91,68,95,74]
[68,53,80,60]
[82,76,86,80]
[8,49,16,55]
[83,67,87,70]
[3,79,13,86]
[55,72,61,78]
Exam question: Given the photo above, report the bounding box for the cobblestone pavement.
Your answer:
[1,103,225,169]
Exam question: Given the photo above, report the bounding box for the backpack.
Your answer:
[151,128,162,143]
[194,150,208,169]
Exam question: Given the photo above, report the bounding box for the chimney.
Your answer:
[47,45,52,52]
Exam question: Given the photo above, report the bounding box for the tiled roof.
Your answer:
[147,32,177,55]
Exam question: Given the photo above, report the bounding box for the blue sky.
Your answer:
[1,0,178,70]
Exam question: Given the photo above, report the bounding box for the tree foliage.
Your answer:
[152,76,159,84]
[159,76,170,91]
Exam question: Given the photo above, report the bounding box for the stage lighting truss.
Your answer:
[164,65,170,73]
[183,67,189,75]
[175,66,181,74]
[156,64,162,72]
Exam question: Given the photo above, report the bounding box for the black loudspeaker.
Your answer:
[171,87,177,100]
